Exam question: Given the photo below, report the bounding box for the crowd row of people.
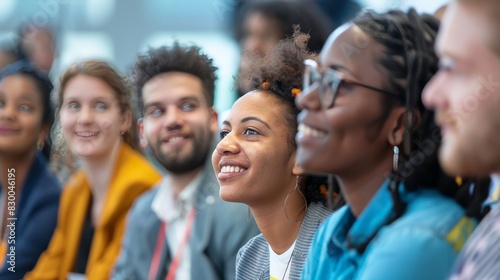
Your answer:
[0,0,499,279]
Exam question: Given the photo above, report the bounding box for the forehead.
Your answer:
[320,24,383,81]
[63,74,116,100]
[226,91,286,126]
[437,3,494,67]
[142,72,206,103]
[0,74,42,102]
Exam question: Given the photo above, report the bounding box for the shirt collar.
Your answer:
[330,179,404,250]
[491,174,500,188]
[152,169,204,223]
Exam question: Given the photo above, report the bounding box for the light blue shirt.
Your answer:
[302,180,476,280]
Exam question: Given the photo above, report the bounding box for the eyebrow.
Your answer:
[0,91,38,102]
[143,101,162,109]
[241,116,271,129]
[326,63,360,80]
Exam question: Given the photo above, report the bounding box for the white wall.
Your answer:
[359,0,449,14]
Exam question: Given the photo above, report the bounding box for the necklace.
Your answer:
[281,250,294,280]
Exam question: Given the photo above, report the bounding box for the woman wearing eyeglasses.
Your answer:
[297,10,482,280]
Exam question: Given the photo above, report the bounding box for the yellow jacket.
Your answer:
[26,144,161,280]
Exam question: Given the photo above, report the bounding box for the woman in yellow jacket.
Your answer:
[26,61,162,280]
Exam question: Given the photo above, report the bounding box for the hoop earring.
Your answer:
[393,146,399,172]
[284,176,308,223]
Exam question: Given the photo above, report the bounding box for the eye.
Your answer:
[68,102,79,110]
[95,102,108,111]
[339,81,355,91]
[180,103,196,111]
[243,128,259,136]
[147,107,163,118]
[19,104,33,112]
[220,130,230,139]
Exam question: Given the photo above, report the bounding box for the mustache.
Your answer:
[435,111,457,127]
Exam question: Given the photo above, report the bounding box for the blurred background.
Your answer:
[0,0,447,112]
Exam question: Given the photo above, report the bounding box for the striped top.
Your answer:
[235,203,332,280]
[449,201,500,279]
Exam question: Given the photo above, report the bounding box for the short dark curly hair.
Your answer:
[132,42,218,112]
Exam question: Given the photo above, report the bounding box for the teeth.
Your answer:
[169,137,184,143]
[298,124,326,137]
[77,132,98,137]
[221,165,246,173]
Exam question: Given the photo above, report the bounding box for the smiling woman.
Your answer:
[0,61,61,280]
[297,9,482,280]
[26,61,162,280]
[212,32,333,280]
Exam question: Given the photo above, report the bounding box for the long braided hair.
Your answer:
[348,9,488,253]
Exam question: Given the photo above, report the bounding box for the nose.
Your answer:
[77,106,93,125]
[296,83,322,111]
[422,73,449,110]
[215,131,240,156]
[162,106,183,131]
[0,102,16,121]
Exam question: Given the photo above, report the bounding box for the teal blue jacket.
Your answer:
[302,180,475,280]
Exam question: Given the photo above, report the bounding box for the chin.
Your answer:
[439,145,488,177]
[219,186,244,203]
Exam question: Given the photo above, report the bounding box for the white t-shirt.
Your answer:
[151,173,203,280]
[269,241,296,280]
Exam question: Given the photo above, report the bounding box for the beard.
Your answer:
[150,129,212,174]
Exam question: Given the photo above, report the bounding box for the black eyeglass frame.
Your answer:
[303,59,402,109]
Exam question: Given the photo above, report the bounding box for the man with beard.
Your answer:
[112,43,259,280]
[423,0,500,279]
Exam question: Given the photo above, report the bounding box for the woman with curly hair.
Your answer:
[297,9,483,279]
[212,32,333,280]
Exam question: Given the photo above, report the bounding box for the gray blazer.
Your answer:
[235,203,332,280]
[112,159,260,280]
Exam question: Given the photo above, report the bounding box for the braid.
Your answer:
[346,10,482,253]
[348,11,486,256]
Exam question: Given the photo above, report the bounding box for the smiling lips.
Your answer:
[167,136,186,143]
[298,123,327,137]
[76,132,99,138]
[0,126,19,134]
[220,165,247,173]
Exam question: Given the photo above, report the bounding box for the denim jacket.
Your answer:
[302,180,476,280]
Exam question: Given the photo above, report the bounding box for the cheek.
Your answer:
[211,149,220,173]
[59,112,74,132]
[143,120,160,140]
[22,115,43,137]
[100,117,113,130]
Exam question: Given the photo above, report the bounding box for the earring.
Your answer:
[37,141,45,150]
[393,146,399,172]
[284,176,308,223]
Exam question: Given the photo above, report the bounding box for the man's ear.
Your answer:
[209,108,219,134]
[137,118,148,148]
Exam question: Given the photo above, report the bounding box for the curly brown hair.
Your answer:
[239,28,316,150]
[132,42,218,112]
[238,30,327,205]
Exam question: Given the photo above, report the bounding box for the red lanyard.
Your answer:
[148,208,196,280]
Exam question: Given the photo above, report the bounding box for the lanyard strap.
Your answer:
[148,208,196,280]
